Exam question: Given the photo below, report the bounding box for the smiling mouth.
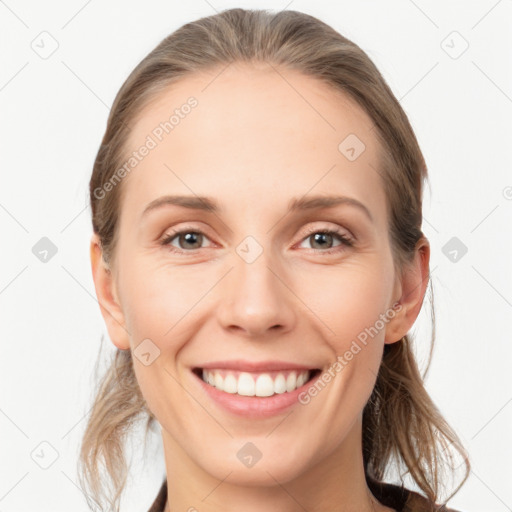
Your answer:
[192,367,321,397]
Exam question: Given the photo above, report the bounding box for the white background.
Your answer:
[1,1,511,511]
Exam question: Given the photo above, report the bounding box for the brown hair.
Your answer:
[80,7,470,511]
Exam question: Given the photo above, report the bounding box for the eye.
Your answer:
[160,226,213,253]
[297,226,353,254]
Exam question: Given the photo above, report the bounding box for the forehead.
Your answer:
[120,62,387,228]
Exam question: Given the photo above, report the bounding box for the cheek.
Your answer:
[119,258,207,345]
[293,262,392,430]
[119,262,203,424]
[295,259,392,348]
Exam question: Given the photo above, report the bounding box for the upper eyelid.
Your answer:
[162,222,350,238]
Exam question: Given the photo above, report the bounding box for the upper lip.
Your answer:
[194,360,320,372]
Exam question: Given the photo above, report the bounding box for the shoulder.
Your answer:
[366,475,464,512]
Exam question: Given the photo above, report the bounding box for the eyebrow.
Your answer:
[141,194,373,222]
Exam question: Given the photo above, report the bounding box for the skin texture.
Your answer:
[90,62,430,512]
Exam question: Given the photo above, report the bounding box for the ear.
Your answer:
[90,233,131,350]
[384,237,431,344]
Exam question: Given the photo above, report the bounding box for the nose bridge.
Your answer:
[216,235,296,336]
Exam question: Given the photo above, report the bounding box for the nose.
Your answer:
[216,249,297,339]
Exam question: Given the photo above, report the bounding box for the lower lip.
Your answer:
[192,370,321,418]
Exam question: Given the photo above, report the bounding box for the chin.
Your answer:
[197,442,313,487]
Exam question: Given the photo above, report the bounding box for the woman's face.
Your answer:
[92,62,422,486]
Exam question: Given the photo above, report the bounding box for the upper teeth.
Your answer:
[201,369,311,397]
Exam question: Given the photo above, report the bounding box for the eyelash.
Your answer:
[160,225,354,256]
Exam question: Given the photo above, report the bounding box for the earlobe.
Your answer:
[384,237,431,345]
[89,233,131,351]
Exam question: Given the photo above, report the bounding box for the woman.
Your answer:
[81,8,470,512]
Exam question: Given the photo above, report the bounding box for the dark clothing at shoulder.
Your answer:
[366,475,462,511]
[148,476,463,512]
[147,479,167,512]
